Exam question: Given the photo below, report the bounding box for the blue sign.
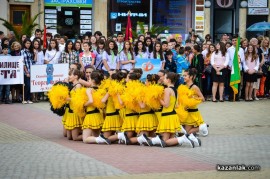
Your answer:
[135,58,161,81]
[110,12,118,19]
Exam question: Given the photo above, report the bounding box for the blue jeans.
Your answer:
[0,85,11,100]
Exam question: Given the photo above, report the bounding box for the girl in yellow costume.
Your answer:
[82,71,108,144]
[180,68,208,141]
[100,71,125,143]
[135,74,159,146]
[64,69,84,141]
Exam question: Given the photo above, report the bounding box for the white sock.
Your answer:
[177,136,184,145]
[117,132,124,140]
[137,136,143,145]
[180,125,187,134]
[95,136,103,144]
[151,136,159,145]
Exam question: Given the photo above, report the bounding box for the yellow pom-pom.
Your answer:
[108,80,125,96]
[177,85,202,108]
[92,88,106,109]
[175,106,188,122]
[121,80,142,112]
[143,84,164,110]
[71,87,88,118]
[99,78,111,90]
[48,84,69,109]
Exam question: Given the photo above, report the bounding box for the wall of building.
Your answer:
[93,0,107,36]
[0,0,44,36]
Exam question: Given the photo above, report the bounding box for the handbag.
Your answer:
[204,64,212,74]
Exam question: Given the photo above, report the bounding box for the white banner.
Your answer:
[30,64,69,92]
[0,56,24,85]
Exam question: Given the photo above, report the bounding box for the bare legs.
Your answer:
[66,127,82,141]
[212,82,224,101]
[245,82,254,100]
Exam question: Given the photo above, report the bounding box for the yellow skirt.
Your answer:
[62,107,69,125]
[119,108,125,122]
[156,114,181,133]
[102,115,122,132]
[182,111,204,127]
[82,113,104,130]
[136,113,158,133]
[155,111,162,122]
[121,114,138,132]
[64,112,83,130]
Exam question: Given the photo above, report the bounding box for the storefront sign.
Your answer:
[80,25,92,29]
[80,20,91,24]
[80,15,92,19]
[248,0,268,7]
[30,64,69,92]
[44,0,92,7]
[248,8,269,15]
[195,0,205,31]
[80,30,92,34]
[45,9,57,14]
[0,56,24,85]
[45,19,57,24]
[80,10,91,14]
[45,14,57,18]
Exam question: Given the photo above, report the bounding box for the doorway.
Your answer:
[10,5,31,33]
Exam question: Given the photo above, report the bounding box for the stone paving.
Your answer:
[0,100,270,179]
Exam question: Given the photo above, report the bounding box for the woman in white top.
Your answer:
[44,39,61,64]
[33,39,44,65]
[243,44,259,101]
[150,41,165,70]
[102,39,120,73]
[211,42,229,102]
[93,39,105,70]
[79,42,96,71]
[134,40,148,60]
[119,40,136,71]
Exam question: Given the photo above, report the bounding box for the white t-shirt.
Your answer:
[45,49,61,64]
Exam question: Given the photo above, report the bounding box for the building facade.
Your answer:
[0,0,269,40]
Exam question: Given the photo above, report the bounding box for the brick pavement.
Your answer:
[0,100,270,178]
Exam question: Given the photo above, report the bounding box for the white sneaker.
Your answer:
[27,100,33,104]
[155,135,166,148]
[255,97,259,101]
[199,123,208,137]
[98,134,111,145]
[177,134,194,148]
[180,125,187,134]
[188,133,201,147]
[22,101,27,104]
[138,134,153,146]
[118,132,130,145]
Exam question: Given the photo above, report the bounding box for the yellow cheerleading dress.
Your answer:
[156,96,181,133]
[181,106,204,127]
[155,106,162,122]
[82,105,104,130]
[64,104,83,130]
[180,84,204,127]
[102,97,122,132]
[121,108,138,132]
[136,106,158,133]
[62,104,69,125]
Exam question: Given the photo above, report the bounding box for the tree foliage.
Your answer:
[0,11,43,41]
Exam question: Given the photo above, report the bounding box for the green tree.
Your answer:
[134,21,169,38]
[0,11,43,41]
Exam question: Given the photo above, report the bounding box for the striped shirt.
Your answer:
[21,49,34,73]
